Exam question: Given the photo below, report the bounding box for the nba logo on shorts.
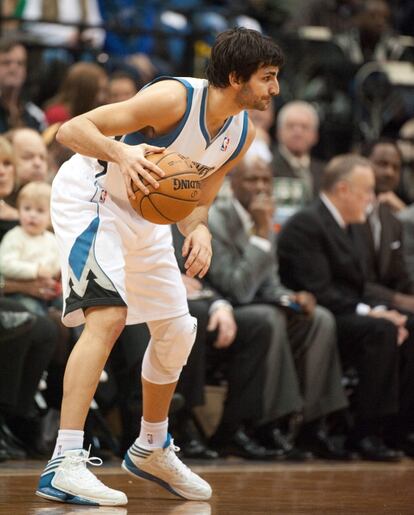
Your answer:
[99,189,107,203]
[147,433,153,445]
[221,136,230,151]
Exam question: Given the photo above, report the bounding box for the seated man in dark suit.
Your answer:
[357,140,414,312]
[206,152,349,460]
[278,153,414,460]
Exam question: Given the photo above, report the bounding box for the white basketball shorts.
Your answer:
[50,154,188,328]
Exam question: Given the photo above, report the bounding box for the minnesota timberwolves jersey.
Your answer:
[122,77,249,180]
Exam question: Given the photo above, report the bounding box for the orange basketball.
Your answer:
[129,151,201,224]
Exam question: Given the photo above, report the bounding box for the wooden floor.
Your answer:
[1,458,414,514]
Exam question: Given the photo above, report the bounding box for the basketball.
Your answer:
[129,151,201,224]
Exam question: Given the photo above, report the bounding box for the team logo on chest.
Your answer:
[221,136,230,151]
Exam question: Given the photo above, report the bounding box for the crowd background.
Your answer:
[1,0,414,464]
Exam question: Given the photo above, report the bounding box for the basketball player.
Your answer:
[36,28,283,506]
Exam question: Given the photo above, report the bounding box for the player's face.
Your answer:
[19,198,50,236]
[236,66,279,111]
[370,143,401,194]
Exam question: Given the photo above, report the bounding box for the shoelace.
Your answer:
[161,440,193,478]
[66,447,106,488]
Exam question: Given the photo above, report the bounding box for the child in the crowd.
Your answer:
[0,181,62,315]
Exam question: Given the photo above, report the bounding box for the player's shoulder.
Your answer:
[245,117,256,146]
[137,78,191,120]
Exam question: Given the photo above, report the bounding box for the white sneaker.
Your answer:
[36,448,127,506]
[122,434,212,501]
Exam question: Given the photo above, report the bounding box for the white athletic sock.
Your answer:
[52,429,84,459]
[136,417,168,449]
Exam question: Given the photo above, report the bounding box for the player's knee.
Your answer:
[85,305,127,344]
[143,314,198,384]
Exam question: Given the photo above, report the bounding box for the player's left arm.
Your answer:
[178,120,256,278]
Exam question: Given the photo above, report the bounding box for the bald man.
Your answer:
[272,100,325,204]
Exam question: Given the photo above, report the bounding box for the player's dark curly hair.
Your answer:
[205,27,284,88]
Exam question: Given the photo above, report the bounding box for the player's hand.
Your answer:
[182,223,212,278]
[117,142,165,198]
[208,306,237,349]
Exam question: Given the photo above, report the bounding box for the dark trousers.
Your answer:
[0,298,58,416]
[211,305,271,439]
[335,314,400,421]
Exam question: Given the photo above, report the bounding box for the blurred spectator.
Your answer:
[272,101,325,226]
[353,140,414,314]
[365,139,406,213]
[0,136,18,238]
[0,181,62,316]
[0,37,46,133]
[6,127,48,206]
[0,145,62,311]
[207,154,349,460]
[108,70,139,104]
[15,0,105,51]
[278,153,414,460]
[334,0,405,65]
[43,62,108,125]
[273,101,325,202]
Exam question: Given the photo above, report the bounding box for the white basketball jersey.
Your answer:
[122,77,249,180]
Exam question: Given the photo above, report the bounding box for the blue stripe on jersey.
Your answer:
[199,87,209,147]
[69,216,100,281]
[123,78,194,148]
[199,86,233,148]
[224,110,249,164]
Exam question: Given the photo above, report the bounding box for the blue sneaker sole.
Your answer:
[36,488,100,505]
[122,453,186,499]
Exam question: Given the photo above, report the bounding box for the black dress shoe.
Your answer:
[0,446,9,462]
[180,438,219,460]
[349,436,403,462]
[211,428,281,460]
[388,433,414,458]
[257,428,313,461]
[299,429,355,461]
[0,423,27,459]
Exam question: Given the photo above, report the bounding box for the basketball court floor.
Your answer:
[1,458,414,514]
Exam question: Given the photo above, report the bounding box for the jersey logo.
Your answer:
[192,161,215,178]
[221,136,230,151]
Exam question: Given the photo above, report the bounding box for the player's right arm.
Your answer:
[56,80,188,197]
